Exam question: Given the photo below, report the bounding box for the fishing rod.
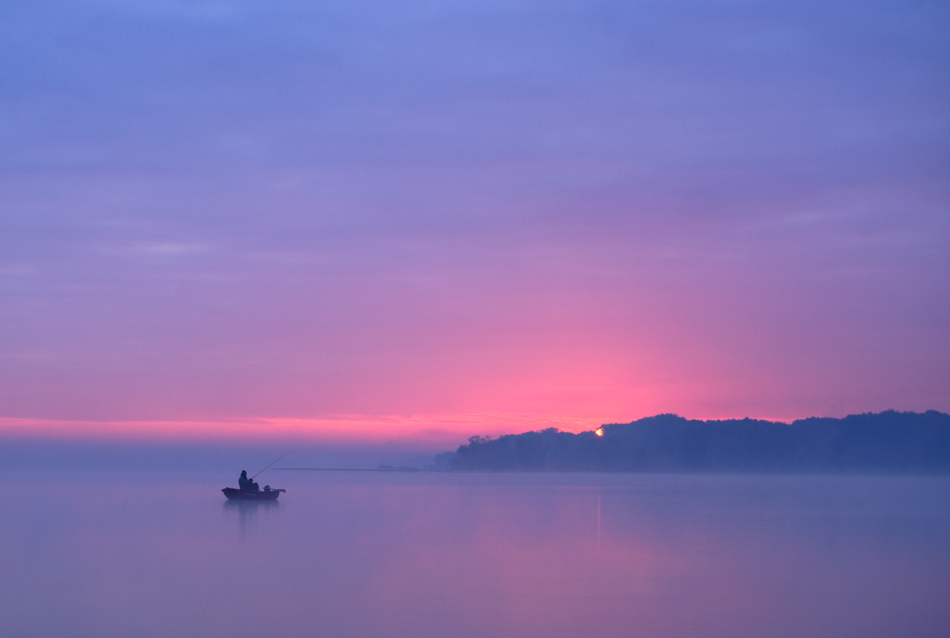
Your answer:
[251,452,291,480]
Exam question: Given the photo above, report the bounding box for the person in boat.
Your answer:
[238,470,260,492]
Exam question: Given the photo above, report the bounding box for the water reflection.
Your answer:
[223,499,279,538]
[0,472,947,638]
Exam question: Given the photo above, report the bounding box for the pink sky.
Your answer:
[1,1,947,445]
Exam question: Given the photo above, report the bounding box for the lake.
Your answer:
[1,470,948,637]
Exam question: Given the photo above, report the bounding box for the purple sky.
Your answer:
[1,0,948,440]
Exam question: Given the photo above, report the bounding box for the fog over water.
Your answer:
[2,468,948,637]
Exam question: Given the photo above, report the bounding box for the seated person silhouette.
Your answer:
[238,470,260,492]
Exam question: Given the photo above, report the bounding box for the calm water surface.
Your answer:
[1,470,948,637]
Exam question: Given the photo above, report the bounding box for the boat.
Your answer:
[222,487,285,501]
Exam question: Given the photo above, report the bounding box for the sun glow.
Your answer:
[595,427,604,437]
[0,413,612,445]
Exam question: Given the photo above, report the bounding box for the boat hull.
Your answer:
[222,487,282,501]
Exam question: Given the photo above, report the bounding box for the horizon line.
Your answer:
[1,409,943,445]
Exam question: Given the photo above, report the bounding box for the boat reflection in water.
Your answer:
[223,491,280,539]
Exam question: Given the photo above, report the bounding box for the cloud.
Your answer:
[0,0,947,427]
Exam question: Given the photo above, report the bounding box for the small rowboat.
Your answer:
[222,487,286,501]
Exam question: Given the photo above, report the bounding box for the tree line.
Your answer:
[445,410,950,473]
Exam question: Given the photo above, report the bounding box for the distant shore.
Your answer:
[439,410,950,474]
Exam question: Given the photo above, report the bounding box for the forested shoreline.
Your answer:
[444,411,950,473]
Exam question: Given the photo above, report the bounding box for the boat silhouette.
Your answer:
[222,486,286,501]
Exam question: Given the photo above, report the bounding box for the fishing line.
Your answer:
[251,452,291,479]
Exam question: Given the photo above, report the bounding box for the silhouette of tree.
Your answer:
[446,411,950,474]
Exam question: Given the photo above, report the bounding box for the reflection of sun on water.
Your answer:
[595,427,604,437]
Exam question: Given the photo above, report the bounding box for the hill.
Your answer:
[446,410,950,473]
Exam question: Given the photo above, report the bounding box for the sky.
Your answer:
[1,0,948,445]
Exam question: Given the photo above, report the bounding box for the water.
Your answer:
[1,470,948,637]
